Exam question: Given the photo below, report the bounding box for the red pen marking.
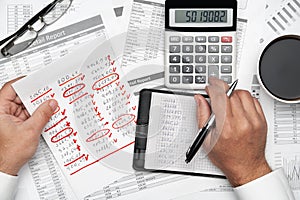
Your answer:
[73,139,77,143]
[73,132,77,136]
[96,112,101,117]
[115,82,120,86]
[107,55,111,61]
[108,133,112,138]
[59,73,83,87]
[113,139,118,143]
[132,106,137,111]
[63,83,85,98]
[50,93,55,98]
[61,109,66,115]
[112,67,117,72]
[69,92,88,105]
[77,145,81,151]
[112,114,136,129]
[119,85,124,90]
[104,122,109,126]
[94,107,98,112]
[51,127,73,143]
[90,94,95,98]
[70,141,135,175]
[111,60,115,65]
[81,74,85,81]
[92,73,119,91]
[92,100,96,105]
[66,121,71,127]
[86,129,110,143]
[64,154,86,167]
[30,89,53,103]
[126,101,130,105]
[44,116,67,132]
[122,90,126,96]
[100,118,104,121]
[85,154,89,161]
[126,94,131,100]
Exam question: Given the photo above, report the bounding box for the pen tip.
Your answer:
[185,159,190,164]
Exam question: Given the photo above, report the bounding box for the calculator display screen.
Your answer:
[169,9,233,28]
[175,10,228,23]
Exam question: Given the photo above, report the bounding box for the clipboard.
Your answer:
[133,89,225,178]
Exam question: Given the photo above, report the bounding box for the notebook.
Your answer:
[133,89,224,177]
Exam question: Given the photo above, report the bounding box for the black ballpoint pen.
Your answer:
[185,79,239,164]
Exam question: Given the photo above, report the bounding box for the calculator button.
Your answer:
[182,45,193,53]
[195,55,206,63]
[221,45,233,53]
[208,55,219,64]
[169,65,180,73]
[195,76,206,84]
[169,36,181,43]
[208,65,219,78]
[170,76,180,84]
[195,65,206,73]
[170,55,180,63]
[182,36,194,43]
[169,45,181,53]
[208,36,219,43]
[182,65,193,73]
[195,36,206,43]
[221,36,232,43]
[208,45,219,53]
[221,65,232,73]
[221,55,232,64]
[221,76,232,84]
[182,55,193,63]
[182,76,193,84]
[195,45,206,53]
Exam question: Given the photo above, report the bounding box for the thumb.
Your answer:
[25,100,58,134]
[194,94,211,128]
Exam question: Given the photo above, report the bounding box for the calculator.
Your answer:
[165,0,237,90]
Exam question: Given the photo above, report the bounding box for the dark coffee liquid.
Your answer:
[259,35,300,101]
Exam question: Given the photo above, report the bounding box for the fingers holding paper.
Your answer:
[195,78,271,187]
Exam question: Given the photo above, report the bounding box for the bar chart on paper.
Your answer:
[265,0,300,34]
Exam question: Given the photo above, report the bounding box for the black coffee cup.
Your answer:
[258,35,300,103]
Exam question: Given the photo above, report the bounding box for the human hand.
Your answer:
[0,78,58,176]
[195,78,271,187]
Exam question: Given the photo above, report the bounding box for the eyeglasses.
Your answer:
[0,0,73,57]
